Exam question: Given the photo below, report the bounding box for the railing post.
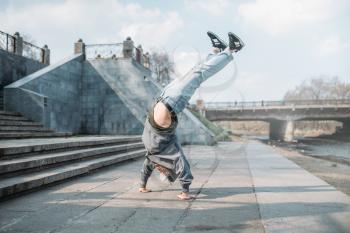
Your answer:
[13,32,23,56]
[74,38,85,59]
[123,37,134,58]
[136,44,143,64]
[144,52,150,68]
[42,45,50,65]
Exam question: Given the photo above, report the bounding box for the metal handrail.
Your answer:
[22,40,44,63]
[85,43,124,59]
[85,43,150,69]
[23,40,43,51]
[0,30,16,53]
[0,30,46,63]
[86,42,123,47]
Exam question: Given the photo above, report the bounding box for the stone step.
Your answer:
[0,132,73,140]
[0,115,30,121]
[0,149,146,198]
[0,126,53,132]
[0,111,22,116]
[0,142,144,174]
[0,120,42,127]
[0,136,142,156]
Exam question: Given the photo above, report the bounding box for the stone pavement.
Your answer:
[0,141,349,233]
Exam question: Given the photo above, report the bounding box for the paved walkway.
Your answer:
[0,141,349,233]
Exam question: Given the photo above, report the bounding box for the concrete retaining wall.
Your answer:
[81,62,144,135]
[4,54,84,133]
[0,49,46,89]
[5,88,48,124]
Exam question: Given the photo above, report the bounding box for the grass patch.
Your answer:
[188,109,231,141]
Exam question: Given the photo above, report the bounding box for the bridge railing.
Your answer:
[203,99,350,109]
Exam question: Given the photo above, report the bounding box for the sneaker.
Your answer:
[207,31,227,51]
[228,32,245,52]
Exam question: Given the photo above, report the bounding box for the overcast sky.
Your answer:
[1,0,349,102]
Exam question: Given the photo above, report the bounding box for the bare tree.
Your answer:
[284,75,350,135]
[284,75,350,100]
[149,50,175,86]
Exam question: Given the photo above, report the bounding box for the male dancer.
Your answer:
[139,31,245,200]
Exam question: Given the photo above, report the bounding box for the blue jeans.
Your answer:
[158,50,233,114]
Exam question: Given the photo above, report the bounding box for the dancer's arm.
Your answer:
[139,158,155,192]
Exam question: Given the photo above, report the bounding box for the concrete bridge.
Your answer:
[198,99,350,141]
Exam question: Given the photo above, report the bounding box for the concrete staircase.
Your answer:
[0,110,73,139]
[0,136,146,198]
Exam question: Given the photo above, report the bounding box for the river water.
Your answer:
[247,135,350,165]
[292,137,350,164]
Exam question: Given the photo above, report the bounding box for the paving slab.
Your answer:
[245,140,350,233]
[0,141,349,233]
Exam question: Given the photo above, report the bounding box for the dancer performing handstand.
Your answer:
[139,31,245,200]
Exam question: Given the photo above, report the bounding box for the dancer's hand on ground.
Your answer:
[177,192,195,200]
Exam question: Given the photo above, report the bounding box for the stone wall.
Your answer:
[5,54,84,133]
[0,49,46,89]
[81,62,144,135]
